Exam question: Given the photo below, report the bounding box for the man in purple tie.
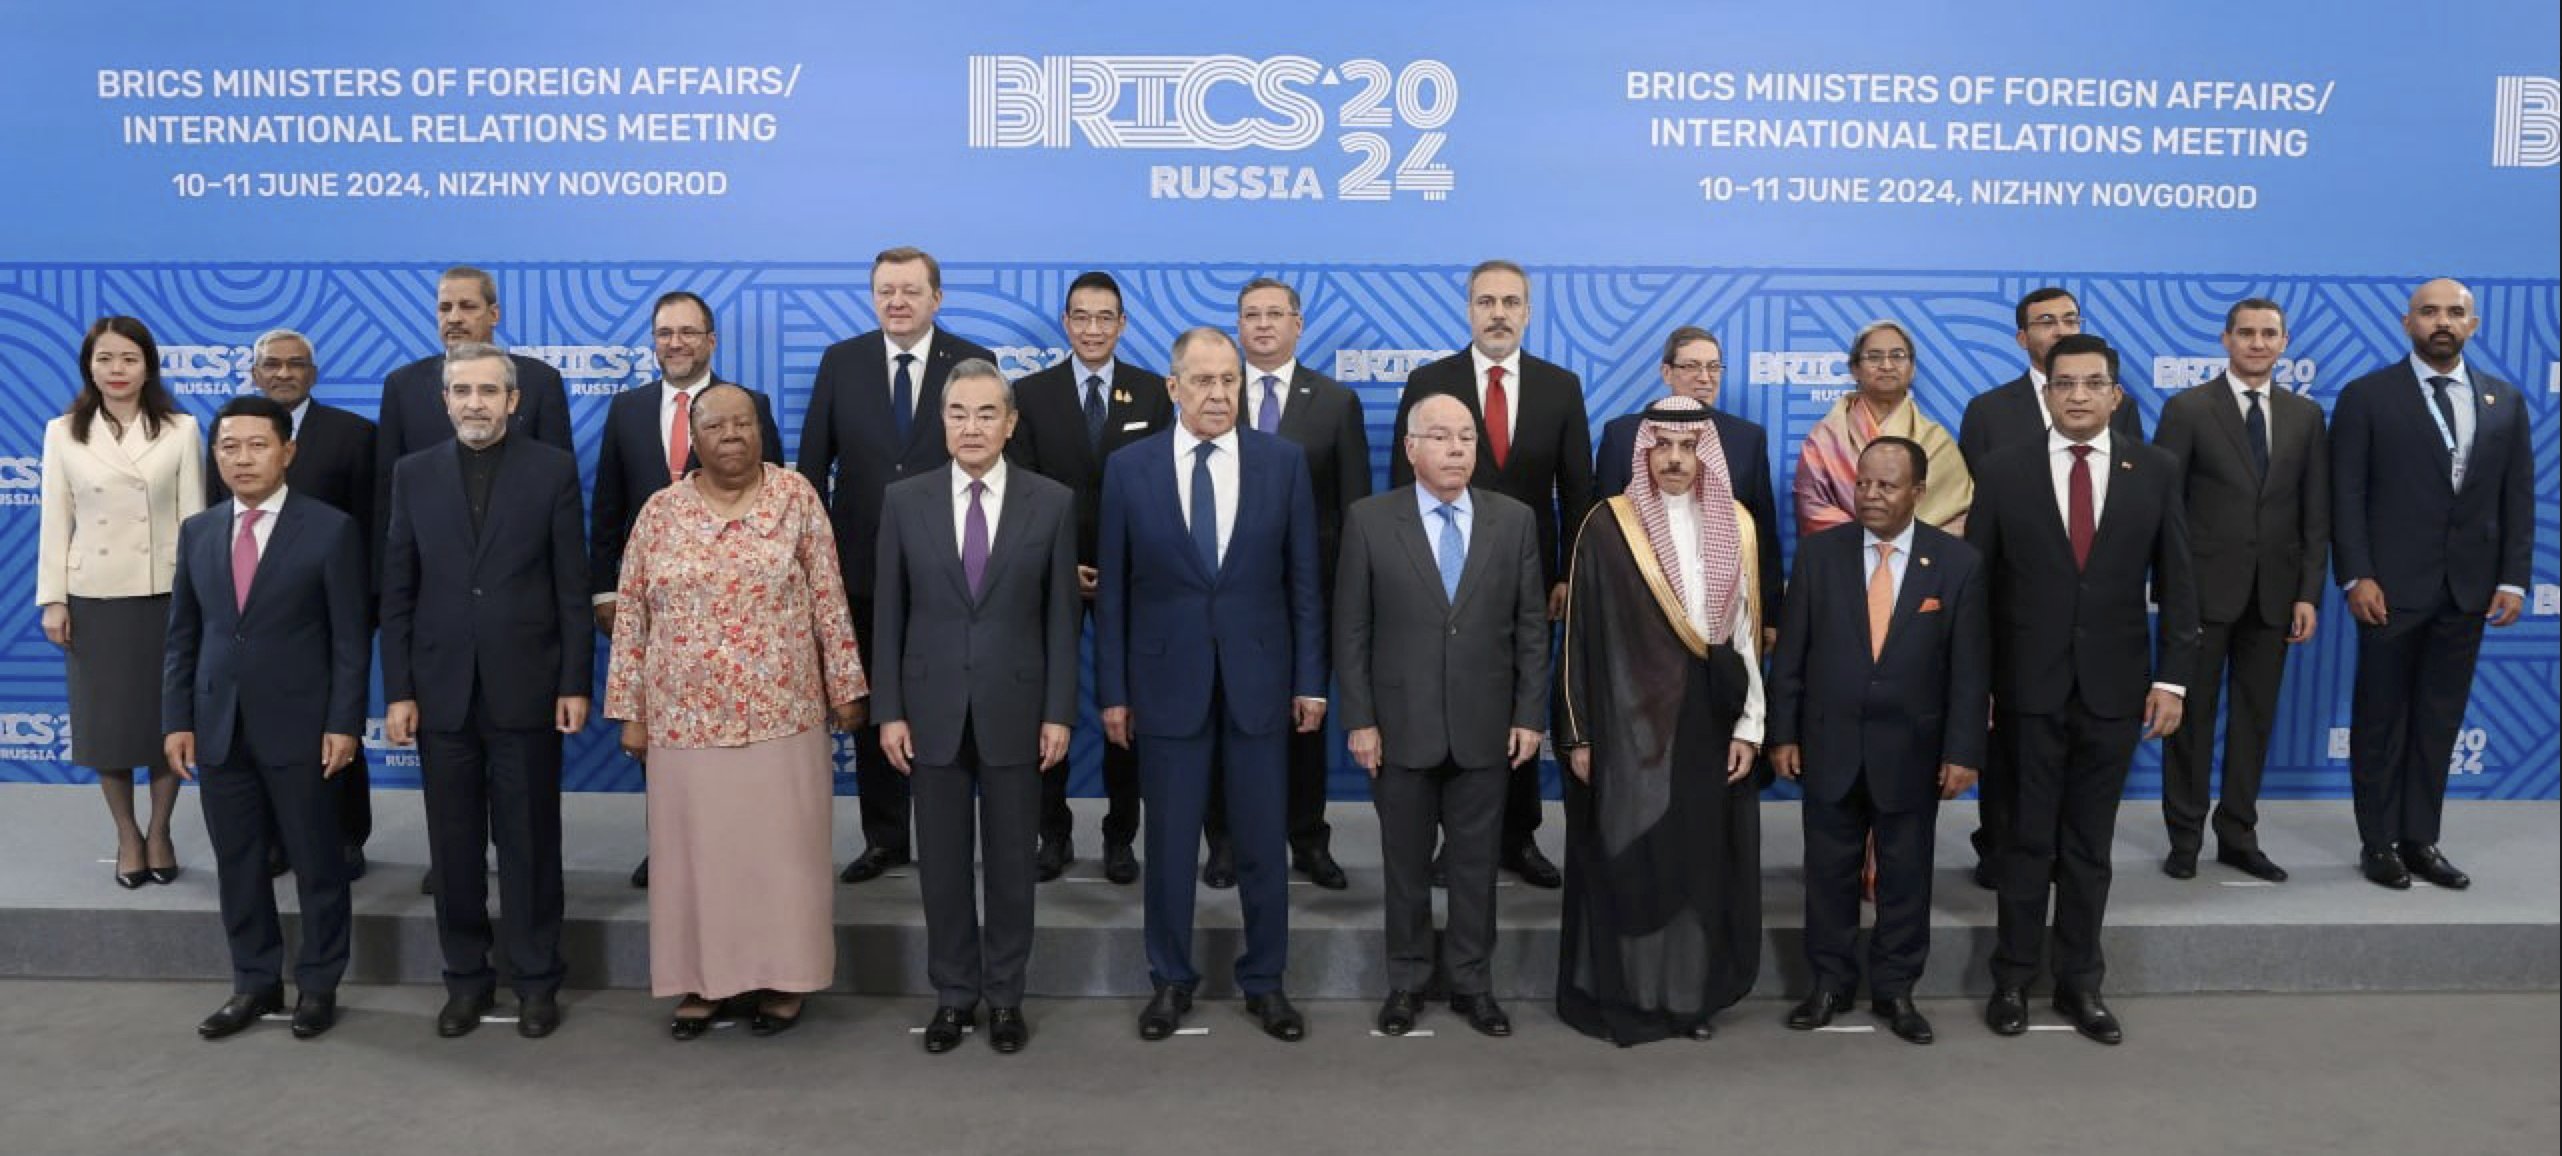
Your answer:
[869,360,1081,1054]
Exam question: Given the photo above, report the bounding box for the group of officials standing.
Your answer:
[32,251,2534,1050]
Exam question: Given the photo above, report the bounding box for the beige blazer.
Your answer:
[36,412,204,603]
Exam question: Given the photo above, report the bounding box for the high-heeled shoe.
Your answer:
[114,865,148,890]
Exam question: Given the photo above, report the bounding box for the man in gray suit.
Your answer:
[2153,298,2329,884]
[872,359,1081,1056]
[1334,394,1550,1038]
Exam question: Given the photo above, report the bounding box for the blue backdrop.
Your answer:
[2,2,2553,803]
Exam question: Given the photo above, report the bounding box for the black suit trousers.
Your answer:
[1375,758,1505,994]
[913,724,1042,1009]
[849,596,911,853]
[200,714,351,994]
[1043,601,1140,848]
[2349,596,2484,852]
[1989,700,2138,995]
[2162,609,2287,855]
[418,692,567,1000]
[1801,775,1939,1000]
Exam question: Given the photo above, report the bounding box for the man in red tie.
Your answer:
[1962,333,2200,1045]
[1388,260,1595,889]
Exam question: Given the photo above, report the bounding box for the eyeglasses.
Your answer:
[1239,309,1298,325]
[2044,376,2117,395]
[1067,310,1122,330]
[1178,373,1240,390]
[652,327,710,343]
[1857,349,1913,367]
[1410,430,1478,448]
[255,358,315,373]
[2024,312,2082,331]
[1667,360,1724,376]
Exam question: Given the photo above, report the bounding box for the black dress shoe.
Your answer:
[2053,991,2122,1045]
[1684,1020,1716,1041]
[2361,847,2412,890]
[2400,844,2471,890]
[289,992,337,1040]
[1245,992,1307,1042]
[839,846,910,884]
[437,990,494,1038]
[1035,837,1071,883]
[1985,988,2029,1036]
[1201,840,1236,889]
[2217,847,2288,883]
[1294,846,1349,890]
[922,1005,974,1053]
[2162,850,2197,880]
[1376,989,1423,1036]
[517,994,561,1039]
[1786,989,1850,1031]
[1972,858,1998,891]
[629,857,650,889]
[1503,844,1562,890]
[270,851,292,880]
[342,845,367,881]
[668,998,717,1041]
[749,995,806,1037]
[987,1007,1028,1053]
[1450,993,1511,1038]
[1103,842,1140,886]
[198,988,284,1039]
[1138,985,1193,1040]
[1873,996,1934,1045]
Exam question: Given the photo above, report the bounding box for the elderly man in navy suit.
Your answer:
[2331,278,2535,891]
[873,360,1081,1056]
[1098,328,1326,1044]
[165,394,371,1041]
[381,342,595,1040]
[1770,436,1989,1046]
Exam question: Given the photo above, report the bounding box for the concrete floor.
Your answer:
[0,981,2552,1156]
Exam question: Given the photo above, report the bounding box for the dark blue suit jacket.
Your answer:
[163,492,370,767]
[589,379,783,597]
[1595,406,1784,617]
[380,438,596,733]
[2330,360,2534,614]
[1768,521,1990,813]
[1097,428,1325,739]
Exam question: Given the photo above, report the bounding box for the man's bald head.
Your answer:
[2403,277,2480,371]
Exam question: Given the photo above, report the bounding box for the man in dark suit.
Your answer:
[165,394,370,1041]
[1966,334,2197,1046]
[1595,326,1782,642]
[1952,287,2144,892]
[377,265,574,524]
[208,329,380,872]
[1770,436,1989,1046]
[1006,271,1174,886]
[1387,259,1594,889]
[1336,394,1548,1038]
[872,361,1081,1056]
[2332,278,2534,891]
[1200,276,1371,892]
[2153,298,2330,884]
[802,247,1003,886]
[1098,329,1325,1043]
[381,343,594,1040]
[590,292,783,889]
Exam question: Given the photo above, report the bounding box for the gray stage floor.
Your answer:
[0,980,2552,1156]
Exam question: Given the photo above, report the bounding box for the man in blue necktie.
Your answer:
[1333,394,1549,1038]
[1097,329,1326,1043]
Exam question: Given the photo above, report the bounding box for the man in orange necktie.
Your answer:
[1769,436,1990,1046]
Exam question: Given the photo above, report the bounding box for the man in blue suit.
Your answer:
[1098,328,1326,1043]
[2332,278,2535,891]
[1595,327,1782,643]
[381,343,595,1040]
[165,394,371,1041]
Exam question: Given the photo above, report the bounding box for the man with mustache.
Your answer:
[2330,278,2534,891]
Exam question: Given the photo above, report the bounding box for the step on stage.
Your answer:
[1,785,2551,998]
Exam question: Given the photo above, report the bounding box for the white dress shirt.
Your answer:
[888,330,937,423]
[1247,358,1297,431]
[1469,346,1523,441]
[1860,519,1917,601]
[658,373,714,464]
[952,457,1008,551]
[1171,424,1241,564]
[1662,492,1766,744]
[232,485,290,562]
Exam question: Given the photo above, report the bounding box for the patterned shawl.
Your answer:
[1793,391,1973,538]
[1625,397,1741,645]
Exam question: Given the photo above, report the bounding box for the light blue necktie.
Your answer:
[1190,442,1220,574]
[1435,503,1463,603]
[1258,374,1282,433]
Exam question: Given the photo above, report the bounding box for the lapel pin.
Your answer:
[2483,393,2496,407]
[1917,555,1933,567]
[1113,389,1131,404]
[2119,459,2133,471]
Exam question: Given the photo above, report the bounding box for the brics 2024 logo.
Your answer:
[966,54,1457,202]
[2493,77,2558,167]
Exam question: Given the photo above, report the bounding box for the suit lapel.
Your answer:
[2459,379,2505,494]
[241,496,305,621]
[212,500,246,615]
[1271,373,1320,443]
[471,441,531,567]
[2396,365,2457,489]
[2088,441,2142,560]
[1145,439,1213,586]
[2202,377,2262,491]
[1879,531,1941,662]
[1391,490,1454,610]
[906,337,956,459]
[2025,447,2078,566]
[930,467,973,605]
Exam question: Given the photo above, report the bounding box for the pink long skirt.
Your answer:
[644,727,836,999]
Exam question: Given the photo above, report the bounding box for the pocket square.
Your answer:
[1917,597,1943,613]
[1120,420,1149,431]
